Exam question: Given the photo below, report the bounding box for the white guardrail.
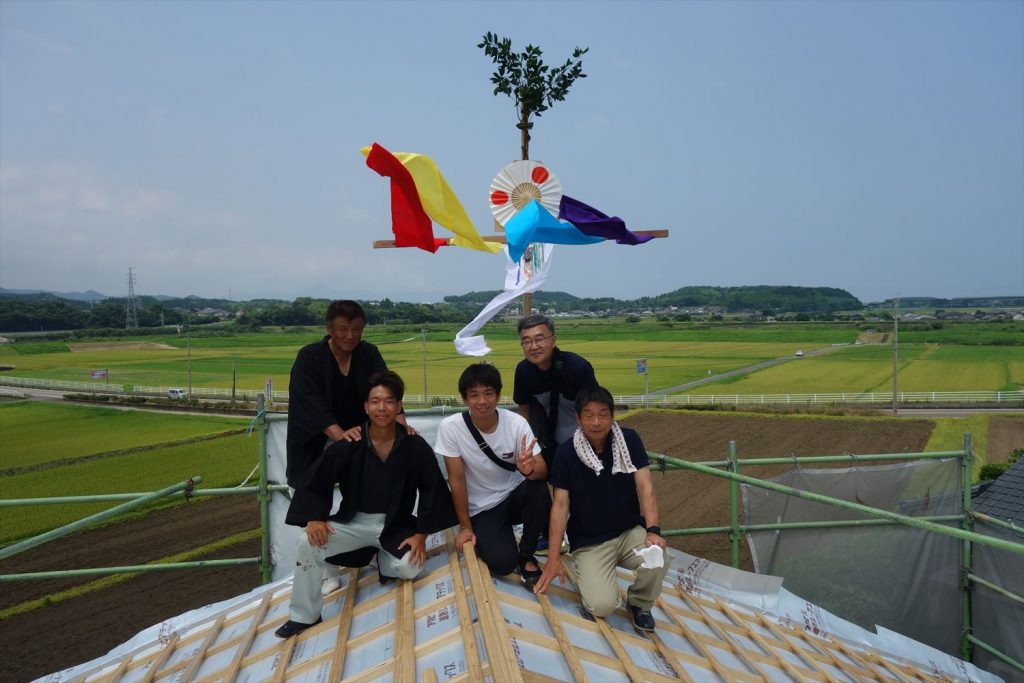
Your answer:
[1,376,1021,408]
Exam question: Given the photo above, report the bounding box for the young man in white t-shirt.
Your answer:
[435,363,550,587]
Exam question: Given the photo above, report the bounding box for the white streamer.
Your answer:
[454,243,554,356]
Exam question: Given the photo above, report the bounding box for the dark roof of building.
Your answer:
[973,458,1024,525]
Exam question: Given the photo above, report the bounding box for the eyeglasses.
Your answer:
[520,334,554,348]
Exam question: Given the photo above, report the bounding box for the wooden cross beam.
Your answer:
[372,230,669,249]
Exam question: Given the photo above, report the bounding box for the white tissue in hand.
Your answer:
[633,544,664,569]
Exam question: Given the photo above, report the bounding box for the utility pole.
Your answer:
[421,328,429,405]
[891,296,899,415]
[187,310,192,397]
[232,357,237,402]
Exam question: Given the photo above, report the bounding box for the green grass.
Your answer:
[2,321,1021,398]
[924,415,990,479]
[0,432,257,544]
[685,343,1021,395]
[5,342,71,355]
[897,321,1024,345]
[0,402,248,470]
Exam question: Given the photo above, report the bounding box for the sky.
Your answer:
[1,0,1022,305]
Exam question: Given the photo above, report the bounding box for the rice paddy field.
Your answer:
[0,401,253,544]
[0,319,1021,398]
[687,343,1024,395]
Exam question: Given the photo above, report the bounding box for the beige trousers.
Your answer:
[572,525,671,616]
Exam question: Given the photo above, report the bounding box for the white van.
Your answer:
[168,388,189,399]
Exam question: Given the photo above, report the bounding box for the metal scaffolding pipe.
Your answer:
[0,557,260,582]
[968,573,1024,606]
[663,515,964,537]
[0,477,202,561]
[256,395,272,584]
[653,450,963,471]
[972,511,1024,536]
[651,454,1024,555]
[0,484,289,507]
[966,634,1024,675]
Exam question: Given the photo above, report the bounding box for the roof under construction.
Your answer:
[42,531,997,682]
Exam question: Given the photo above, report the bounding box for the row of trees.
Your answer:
[236,298,475,328]
[0,297,202,332]
[1,285,866,333]
[445,286,863,315]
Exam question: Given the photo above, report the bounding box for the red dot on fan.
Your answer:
[491,190,509,205]
[532,166,549,184]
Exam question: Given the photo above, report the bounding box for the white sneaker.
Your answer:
[321,570,342,596]
[321,576,342,595]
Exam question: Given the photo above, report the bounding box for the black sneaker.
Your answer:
[274,617,322,638]
[629,605,655,633]
[518,554,542,588]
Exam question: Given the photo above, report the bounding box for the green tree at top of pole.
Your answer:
[478,32,589,161]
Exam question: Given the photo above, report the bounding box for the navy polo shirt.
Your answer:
[548,427,650,551]
[513,349,597,445]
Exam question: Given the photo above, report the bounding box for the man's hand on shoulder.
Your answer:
[338,426,362,442]
[305,520,332,547]
[533,554,564,595]
[397,414,417,436]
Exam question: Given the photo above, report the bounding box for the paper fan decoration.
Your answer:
[489,160,562,227]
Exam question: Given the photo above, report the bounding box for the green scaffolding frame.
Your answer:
[647,433,1024,672]
[2,404,1022,674]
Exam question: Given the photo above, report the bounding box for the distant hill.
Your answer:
[868,296,1024,309]
[4,284,1019,333]
[447,285,862,314]
[0,287,109,301]
[639,286,862,314]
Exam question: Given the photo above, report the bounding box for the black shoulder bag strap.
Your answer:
[544,352,565,442]
[461,411,517,472]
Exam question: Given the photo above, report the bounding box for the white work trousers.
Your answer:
[289,512,420,623]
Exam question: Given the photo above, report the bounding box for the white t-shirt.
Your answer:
[434,409,540,517]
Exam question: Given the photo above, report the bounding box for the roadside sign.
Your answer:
[636,358,647,375]
[265,378,272,399]
[90,369,107,379]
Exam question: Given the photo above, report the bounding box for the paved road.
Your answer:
[2,386,251,419]
[647,345,843,396]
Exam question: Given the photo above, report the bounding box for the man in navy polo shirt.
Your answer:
[533,385,670,633]
[513,314,598,465]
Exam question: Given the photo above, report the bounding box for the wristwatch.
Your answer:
[646,525,661,536]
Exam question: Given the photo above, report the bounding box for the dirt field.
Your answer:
[0,410,960,681]
[986,415,1024,462]
[0,496,262,682]
[622,411,935,569]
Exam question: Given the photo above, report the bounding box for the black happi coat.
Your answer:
[285,423,456,565]
[286,336,386,486]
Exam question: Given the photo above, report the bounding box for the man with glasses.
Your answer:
[513,314,598,555]
[513,314,598,467]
